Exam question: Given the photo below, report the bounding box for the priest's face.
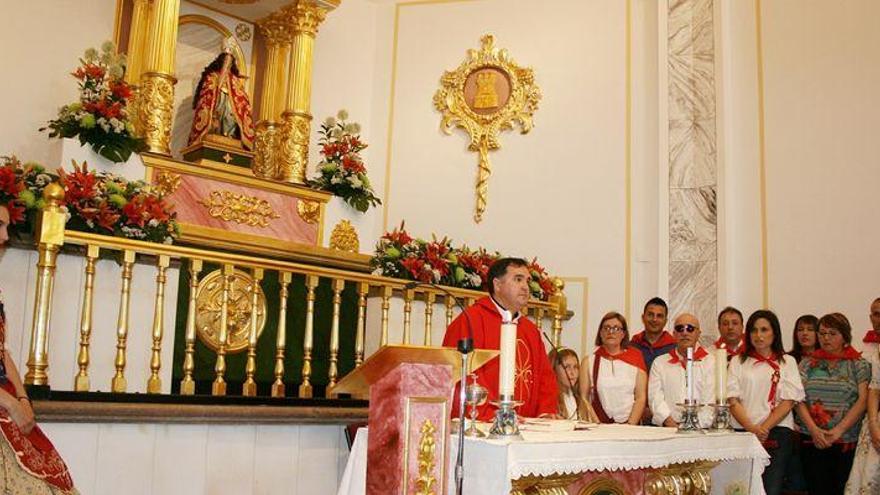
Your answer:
[492,264,530,313]
[871,300,880,332]
[673,314,701,350]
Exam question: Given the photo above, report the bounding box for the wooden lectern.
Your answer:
[330,345,497,495]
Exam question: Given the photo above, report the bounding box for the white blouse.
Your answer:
[595,356,639,423]
[727,354,805,430]
[562,391,578,420]
[864,342,879,391]
[648,349,717,427]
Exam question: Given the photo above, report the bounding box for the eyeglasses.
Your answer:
[674,324,698,333]
[600,325,624,333]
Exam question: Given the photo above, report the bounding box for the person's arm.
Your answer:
[578,354,592,402]
[868,387,880,451]
[626,369,647,425]
[759,400,794,431]
[824,381,868,444]
[795,401,830,449]
[0,352,35,434]
[648,364,673,426]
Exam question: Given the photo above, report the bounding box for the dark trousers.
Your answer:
[801,442,856,495]
[761,427,797,495]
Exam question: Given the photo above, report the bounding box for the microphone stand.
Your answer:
[404,281,474,495]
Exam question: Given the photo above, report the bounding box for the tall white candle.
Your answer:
[715,344,727,402]
[499,323,517,397]
[686,347,694,404]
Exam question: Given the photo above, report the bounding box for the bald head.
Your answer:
[673,313,701,350]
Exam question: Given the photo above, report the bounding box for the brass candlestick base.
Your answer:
[676,401,704,434]
[489,394,522,440]
[709,402,733,432]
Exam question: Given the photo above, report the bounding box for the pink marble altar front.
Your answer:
[367,363,453,495]
[169,173,318,244]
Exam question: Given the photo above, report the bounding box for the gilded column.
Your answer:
[125,0,153,86]
[137,0,180,154]
[277,1,327,183]
[253,13,293,179]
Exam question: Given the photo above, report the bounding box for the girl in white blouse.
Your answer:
[580,312,647,425]
[727,309,805,495]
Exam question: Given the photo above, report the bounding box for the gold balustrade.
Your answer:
[24,191,569,399]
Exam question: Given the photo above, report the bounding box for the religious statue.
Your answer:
[187,39,255,151]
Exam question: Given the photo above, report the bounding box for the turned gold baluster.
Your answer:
[111,250,136,393]
[402,288,414,344]
[180,259,202,395]
[380,285,392,346]
[445,296,455,329]
[243,267,264,397]
[299,274,319,398]
[272,271,292,398]
[147,255,170,393]
[212,264,235,396]
[423,291,436,345]
[552,310,563,348]
[328,278,345,394]
[355,282,368,366]
[74,245,100,392]
[534,308,545,333]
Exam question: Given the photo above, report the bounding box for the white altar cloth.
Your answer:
[337,424,770,495]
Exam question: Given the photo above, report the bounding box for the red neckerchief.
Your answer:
[864,330,880,344]
[811,346,862,361]
[631,330,677,349]
[667,346,709,369]
[714,337,743,356]
[748,351,781,406]
[594,346,647,372]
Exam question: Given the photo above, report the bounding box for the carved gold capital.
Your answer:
[252,121,280,179]
[257,11,294,45]
[138,72,176,154]
[277,111,311,183]
[198,190,281,227]
[329,220,359,253]
[283,1,327,37]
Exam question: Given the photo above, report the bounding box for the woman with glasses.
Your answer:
[580,312,647,424]
[727,310,805,495]
[549,347,598,422]
[789,314,819,363]
[795,313,870,494]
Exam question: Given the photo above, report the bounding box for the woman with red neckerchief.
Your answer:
[727,309,805,495]
[795,313,870,494]
[580,311,647,425]
[789,314,819,364]
[0,200,78,494]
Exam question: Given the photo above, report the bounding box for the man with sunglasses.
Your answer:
[648,313,716,428]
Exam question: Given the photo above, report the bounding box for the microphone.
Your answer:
[403,279,474,495]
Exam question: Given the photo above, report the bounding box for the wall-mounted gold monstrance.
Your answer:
[433,35,541,223]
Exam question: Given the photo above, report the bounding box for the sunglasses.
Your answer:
[674,324,698,333]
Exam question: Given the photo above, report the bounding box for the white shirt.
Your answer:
[562,391,578,420]
[865,342,880,391]
[648,347,717,427]
[595,355,639,423]
[727,354,805,430]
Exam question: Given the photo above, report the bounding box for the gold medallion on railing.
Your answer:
[196,268,267,353]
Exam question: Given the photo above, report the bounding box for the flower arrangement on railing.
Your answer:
[309,110,381,213]
[40,42,146,163]
[1,157,178,244]
[371,223,556,301]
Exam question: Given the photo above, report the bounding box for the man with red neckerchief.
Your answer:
[648,313,716,428]
[629,297,676,371]
[442,258,558,421]
[714,306,746,360]
[863,297,880,356]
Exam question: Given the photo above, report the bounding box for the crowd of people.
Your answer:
[444,257,879,495]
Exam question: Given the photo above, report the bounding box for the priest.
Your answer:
[442,258,558,421]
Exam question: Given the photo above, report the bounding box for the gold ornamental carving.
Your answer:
[577,477,626,495]
[286,1,328,36]
[433,35,541,223]
[644,461,717,495]
[196,268,267,353]
[296,199,321,224]
[138,72,177,154]
[198,190,281,228]
[329,220,359,253]
[252,122,280,178]
[511,473,582,495]
[413,419,437,495]
[278,112,311,183]
[234,23,252,41]
[153,172,181,196]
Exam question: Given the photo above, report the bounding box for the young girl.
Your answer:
[549,347,597,421]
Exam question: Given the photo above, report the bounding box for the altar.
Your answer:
[338,424,769,495]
